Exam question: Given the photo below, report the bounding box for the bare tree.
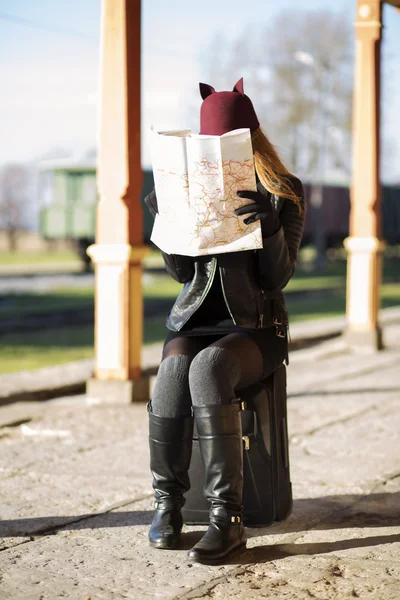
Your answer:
[0,163,30,251]
[199,9,353,181]
[198,9,354,268]
[268,10,352,180]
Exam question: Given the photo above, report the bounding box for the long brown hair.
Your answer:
[251,128,303,212]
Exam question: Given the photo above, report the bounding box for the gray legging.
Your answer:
[150,330,287,418]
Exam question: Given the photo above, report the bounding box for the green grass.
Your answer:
[143,275,181,298]
[0,249,165,269]
[144,317,169,345]
[0,278,178,322]
[287,283,400,322]
[0,250,79,266]
[2,257,398,322]
[0,245,398,273]
[0,326,95,373]
[286,275,343,292]
[0,289,94,320]
[2,282,399,375]
[0,317,170,374]
[0,262,398,375]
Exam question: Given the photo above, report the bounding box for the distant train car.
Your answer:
[39,162,155,267]
[300,183,400,247]
[39,164,400,267]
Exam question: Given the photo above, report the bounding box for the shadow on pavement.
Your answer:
[289,387,400,398]
[1,492,399,542]
[240,532,400,565]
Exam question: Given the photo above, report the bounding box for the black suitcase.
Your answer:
[182,364,292,528]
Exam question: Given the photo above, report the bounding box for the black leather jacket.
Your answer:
[161,176,305,332]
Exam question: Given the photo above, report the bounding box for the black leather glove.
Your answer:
[144,189,158,218]
[235,188,280,238]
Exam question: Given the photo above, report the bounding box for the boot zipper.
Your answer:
[242,435,250,451]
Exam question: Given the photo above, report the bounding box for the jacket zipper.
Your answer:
[258,288,265,328]
[178,257,218,329]
[219,265,237,325]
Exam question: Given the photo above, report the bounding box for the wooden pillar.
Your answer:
[87,0,150,402]
[344,0,385,351]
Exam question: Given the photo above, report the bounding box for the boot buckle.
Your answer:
[231,515,241,523]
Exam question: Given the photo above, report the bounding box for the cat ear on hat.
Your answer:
[199,83,216,100]
[233,78,244,95]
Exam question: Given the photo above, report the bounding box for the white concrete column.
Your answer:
[344,236,385,348]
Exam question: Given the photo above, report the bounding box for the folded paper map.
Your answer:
[149,127,263,256]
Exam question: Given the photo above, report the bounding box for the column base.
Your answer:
[343,326,384,353]
[87,243,149,381]
[344,235,385,353]
[86,376,150,404]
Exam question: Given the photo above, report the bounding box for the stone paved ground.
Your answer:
[0,325,399,599]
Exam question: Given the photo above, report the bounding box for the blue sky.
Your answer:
[1,0,400,179]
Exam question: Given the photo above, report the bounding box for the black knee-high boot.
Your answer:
[148,404,194,549]
[187,402,247,564]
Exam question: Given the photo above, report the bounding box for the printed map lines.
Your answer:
[152,155,262,255]
[188,157,258,251]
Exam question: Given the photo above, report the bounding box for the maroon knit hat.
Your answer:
[199,78,260,136]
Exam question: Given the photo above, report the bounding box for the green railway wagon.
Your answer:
[39,164,155,267]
